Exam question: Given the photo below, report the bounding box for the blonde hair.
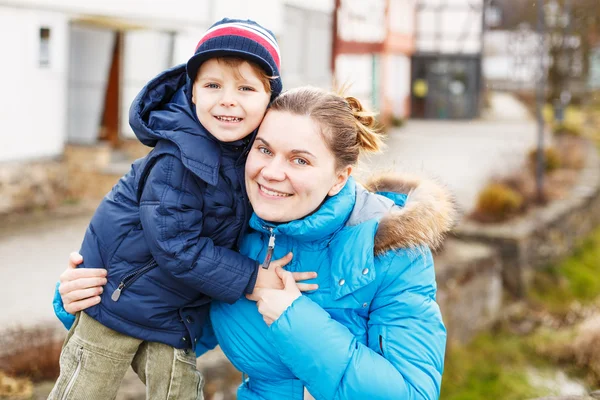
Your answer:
[269,87,384,170]
[207,56,273,93]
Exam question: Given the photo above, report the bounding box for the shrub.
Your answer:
[0,325,63,382]
[390,116,405,128]
[556,136,586,170]
[528,147,561,173]
[553,123,582,137]
[473,183,524,222]
[0,372,33,399]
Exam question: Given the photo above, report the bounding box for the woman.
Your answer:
[56,87,456,399]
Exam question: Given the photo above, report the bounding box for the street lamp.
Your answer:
[535,0,546,203]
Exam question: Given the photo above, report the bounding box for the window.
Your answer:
[39,27,51,67]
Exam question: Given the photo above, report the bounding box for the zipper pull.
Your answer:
[261,228,276,269]
[111,282,125,301]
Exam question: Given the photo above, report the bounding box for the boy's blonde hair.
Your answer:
[210,57,273,94]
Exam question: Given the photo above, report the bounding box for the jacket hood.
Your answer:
[363,173,458,254]
[129,64,201,147]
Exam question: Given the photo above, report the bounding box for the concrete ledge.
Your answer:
[435,239,503,344]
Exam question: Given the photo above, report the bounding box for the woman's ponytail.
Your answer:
[345,96,385,153]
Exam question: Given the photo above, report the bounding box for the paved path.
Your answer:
[0,212,93,329]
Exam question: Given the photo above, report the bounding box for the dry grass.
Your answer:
[472,182,524,222]
[0,371,33,399]
[0,324,64,383]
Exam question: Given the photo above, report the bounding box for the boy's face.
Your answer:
[192,58,271,142]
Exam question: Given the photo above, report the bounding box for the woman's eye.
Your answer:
[258,146,272,156]
[293,158,308,166]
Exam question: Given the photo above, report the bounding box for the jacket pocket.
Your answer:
[111,259,158,301]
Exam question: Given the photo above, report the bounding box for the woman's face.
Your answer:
[245,110,350,223]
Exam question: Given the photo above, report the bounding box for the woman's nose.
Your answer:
[261,158,285,181]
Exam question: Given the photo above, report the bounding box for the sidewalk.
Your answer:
[356,92,545,214]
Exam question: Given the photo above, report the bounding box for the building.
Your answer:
[0,0,334,213]
[332,0,416,122]
[411,0,485,119]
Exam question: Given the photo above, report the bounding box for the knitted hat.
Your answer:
[186,18,282,99]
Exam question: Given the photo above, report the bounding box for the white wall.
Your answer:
[280,5,332,90]
[335,55,374,108]
[483,30,541,88]
[337,0,386,43]
[0,0,211,30]
[416,0,483,54]
[0,6,68,162]
[67,24,115,144]
[385,55,411,117]
[211,0,284,36]
[389,0,415,36]
[120,30,175,139]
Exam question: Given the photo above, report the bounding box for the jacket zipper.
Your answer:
[261,226,276,269]
[61,346,83,400]
[111,259,158,301]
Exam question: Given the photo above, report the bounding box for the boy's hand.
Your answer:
[252,252,318,295]
[59,252,107,314]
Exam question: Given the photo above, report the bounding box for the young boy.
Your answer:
[50,18,286,399]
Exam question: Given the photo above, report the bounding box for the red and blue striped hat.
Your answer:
[186,18,282,99]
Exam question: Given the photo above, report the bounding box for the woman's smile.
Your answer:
[257,184,293,198]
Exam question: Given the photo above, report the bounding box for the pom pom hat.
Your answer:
[186,18,282,99]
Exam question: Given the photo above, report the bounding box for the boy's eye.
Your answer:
[258,146,272,156]
[292,158,308,166]
[205,83,220,89]
[240,86,256,92]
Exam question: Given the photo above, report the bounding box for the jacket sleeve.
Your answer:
[269,248,446,400]
[139,155,259,304]
[53,282,76,330]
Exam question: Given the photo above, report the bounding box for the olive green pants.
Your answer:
[48,312,204,400]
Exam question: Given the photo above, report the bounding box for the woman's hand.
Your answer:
[59,252,107,314]
[247,267,302,326]
[253,252,318,293]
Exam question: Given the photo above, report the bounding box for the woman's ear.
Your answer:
[328,165,352,196]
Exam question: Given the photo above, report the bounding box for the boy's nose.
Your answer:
[220,89,238,107]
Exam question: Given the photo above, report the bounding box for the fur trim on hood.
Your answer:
[364,173,458,255]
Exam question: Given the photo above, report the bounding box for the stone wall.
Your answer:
[0,141,149,217]
[0,159,69,216]
[454,143,600,297]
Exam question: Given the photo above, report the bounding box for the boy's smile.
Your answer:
[192,58,270,143]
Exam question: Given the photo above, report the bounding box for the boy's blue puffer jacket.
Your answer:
[53,64,258,350]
